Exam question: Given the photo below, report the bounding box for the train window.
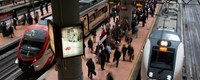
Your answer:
[102,6,107,13]
[89,13,96,23]
[95,10,103,18]
[149,46,175,70]
[20,39,44,57]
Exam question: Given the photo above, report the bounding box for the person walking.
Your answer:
[12,10,18,20]
[0,22,6,37]
[45,2,49,13]
[100,48,106,70]
[106,44,112,62]
[122,44,127,61]
[13,18,17,30]
[27,13,33,25]
[91,30,96,43]
[2,21,8,37]
[86,58,96,79]
[20,14,27,25]
[87,38,93,53]
[141,13,147,27]
[34,12,39,23]
[8,25,14,38]
[40,3,44,16]
[113,47,121,67]
[127,44,134,62]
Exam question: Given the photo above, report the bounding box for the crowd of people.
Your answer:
[0,2,49,38]
[85,0,158,80]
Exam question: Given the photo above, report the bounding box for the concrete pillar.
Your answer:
[51,0,83,80]
[120,0,133,27]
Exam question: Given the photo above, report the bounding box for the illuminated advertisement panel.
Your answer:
[48,20,55,53]
[61,24,84,58]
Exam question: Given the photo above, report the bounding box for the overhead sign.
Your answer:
[61,24,84,58]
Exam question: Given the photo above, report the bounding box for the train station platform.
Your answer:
[41,4,162,80]
[0,5,52,46]
[0,0,28,11]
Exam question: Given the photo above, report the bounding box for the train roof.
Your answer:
[42,0,108,20]
[150,1,181,41]
[150,30,180,41]
[153,1,179,32]
[23,25,48,42]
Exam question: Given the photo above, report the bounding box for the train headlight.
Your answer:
[161,41,168,46]
[167,75,172,80]
[149,72,153,77]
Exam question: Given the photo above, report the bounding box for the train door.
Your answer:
[81,15,89,36]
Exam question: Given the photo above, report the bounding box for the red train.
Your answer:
[16,21,55,73]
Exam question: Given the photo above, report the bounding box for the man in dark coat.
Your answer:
[86,58,96,79]
[1,21,7,37]
[12,10,18,20]
[141,13,147,27]
[27,13,33,25]
[122,44,127,61]
[34,12,39,23]
[87,38,93,53]
[113,47,121,67]
[0,22,5,37]
[40,3,44,16]
[13,18,17,30]
[106,44,111,62]
[100,49,106,70]
[45,2,49,13]
[127,44,134,62]
[8,26,14,38]
[21,14,26,25]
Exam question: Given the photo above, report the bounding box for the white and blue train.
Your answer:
[141,1,184,80]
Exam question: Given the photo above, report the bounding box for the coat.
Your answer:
[114,49,121,60]
[128,45,134,56]
[88,39,93,48]
[86,59,95,70]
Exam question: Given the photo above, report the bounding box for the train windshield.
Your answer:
[20,29,46,58]
[150,46,175,70]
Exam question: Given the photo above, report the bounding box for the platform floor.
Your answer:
[43,5,161,80]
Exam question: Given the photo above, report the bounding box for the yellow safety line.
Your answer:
[127,4,162,80]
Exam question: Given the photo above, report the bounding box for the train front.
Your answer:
[17,24,51,72]
[141,30,184,80]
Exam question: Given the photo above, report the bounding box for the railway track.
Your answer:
[183,0,200,79]
[0,48,22,80]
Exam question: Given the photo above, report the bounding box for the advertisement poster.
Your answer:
[48,21,55,53]
[61,26,83,58]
